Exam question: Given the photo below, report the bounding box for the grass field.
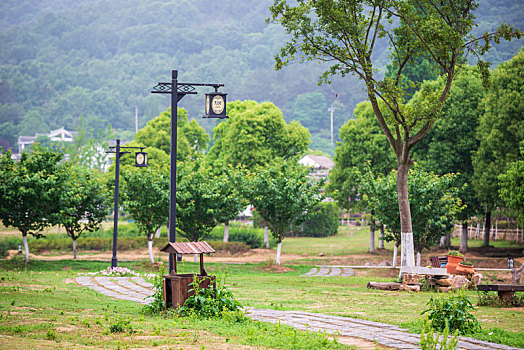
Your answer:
[1,224,524,349]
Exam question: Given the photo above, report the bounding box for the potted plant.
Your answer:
[446,250,464,274]
[456,261,475,275]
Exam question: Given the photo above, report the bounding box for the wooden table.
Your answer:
[476,284,524,302]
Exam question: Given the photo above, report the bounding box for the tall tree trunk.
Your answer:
[379,225,385,249]
[275,241,282,265]
[484,208,491,247]
[223,220,229,242]
[397,161,415,267]
[264,226,270,248]
[460,221,468,253]
[392,242,399,268]
[155,227,161,238]
[147,233,154,264]
[73,238,78,260]
[23,233,29,263]
[369,210,375,253]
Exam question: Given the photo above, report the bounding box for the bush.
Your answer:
[208,225,274,248]
[0,236,23,258]
[421,289,481,335]
[179,274,242,318]
[290,202,339,237]
[207,241,250,255]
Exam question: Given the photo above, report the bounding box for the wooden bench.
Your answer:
[476,284,524,302]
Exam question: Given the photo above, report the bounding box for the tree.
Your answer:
[473,50,524,246]
[134,108,208,161]
[412,66,484,252]
[269,0,521,267]
[499,154,524,226]
[121,165,170,263]
[239,160,324,265]
[207,100,310,169]
[0,148,64,262]
[327,101,395,252]
[359,163,464,266]
[328,101,396,209]
[55,165,111,259]
[175,159,246,243]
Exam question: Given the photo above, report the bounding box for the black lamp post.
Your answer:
[152,69,227,274]
[106,140,148,268]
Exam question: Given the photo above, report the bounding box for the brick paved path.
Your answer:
[75,276,522,350]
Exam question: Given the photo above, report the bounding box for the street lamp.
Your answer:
[106,140,148,268]
[151,69,227,273]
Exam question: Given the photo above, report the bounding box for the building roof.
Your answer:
[299,155,335,170]
[160,241,215,255]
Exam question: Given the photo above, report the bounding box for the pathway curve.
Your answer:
[75,276,522,350]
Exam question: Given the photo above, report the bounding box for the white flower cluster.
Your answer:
[78,266,157,280]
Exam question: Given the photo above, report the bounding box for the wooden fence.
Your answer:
[452,224,523,244]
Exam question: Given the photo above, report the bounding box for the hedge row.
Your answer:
[0,235,249,257]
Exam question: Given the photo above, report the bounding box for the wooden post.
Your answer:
[173,253,177,274]
[199,253,204,275]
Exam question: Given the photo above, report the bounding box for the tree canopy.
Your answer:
[269,0,521,267]
[207,100,310,169]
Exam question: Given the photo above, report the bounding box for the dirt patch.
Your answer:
[255,265,293,273]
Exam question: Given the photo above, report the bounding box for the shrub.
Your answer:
[0,236,22,258]
[207,241,250,255]
[420,317,458,350]
[208,225,274,248]
[290,202,339,237]
[179,273,242,318]
[421,289,481,335]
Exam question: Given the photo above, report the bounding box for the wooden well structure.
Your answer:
[160,241,216,308]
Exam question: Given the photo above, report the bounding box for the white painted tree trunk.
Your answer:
[392,244,398,268]
[194,254,198,263]
[148,239,154,264]
[264,226,270,249]
[73,238,78,260]
[23,235,29,262]
[155,227,161,238]
[223,220,229,242]
[400,232,415,267]
[416,251,421,266]
[440,235,447,248]
[276,242,282,265]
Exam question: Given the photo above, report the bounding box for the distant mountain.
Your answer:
[0,0,522,155]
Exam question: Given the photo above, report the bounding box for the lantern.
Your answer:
[203,92,228,119]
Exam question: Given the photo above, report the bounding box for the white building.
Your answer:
[17,127,78,153]
[298,154,335,179]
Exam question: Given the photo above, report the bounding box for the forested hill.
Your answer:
[0,0,522,155]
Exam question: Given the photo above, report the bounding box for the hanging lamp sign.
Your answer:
[203,92,228,119]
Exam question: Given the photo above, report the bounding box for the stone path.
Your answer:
[75,276,522,350]
[301,266,355,277]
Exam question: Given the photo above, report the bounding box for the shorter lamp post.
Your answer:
[106,140,148,268]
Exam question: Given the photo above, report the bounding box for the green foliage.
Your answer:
[106,316,134,334]
[291,201,339,238]
[358,163,464,252]
[327,101,396,209]
[207,100,310,169]
[421,289,481,335]
[55,165,111,256]
[179,274,242,318]
[175,160,246,242]
[208,226,269,248]
[419,317,458,350]
[142,272,166,315]
[477,291,524,308]
[498,155,524,226]
[473,50,524,209]
[447,250,464,257]
[121,165,169,242]
[238,160,324,244]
